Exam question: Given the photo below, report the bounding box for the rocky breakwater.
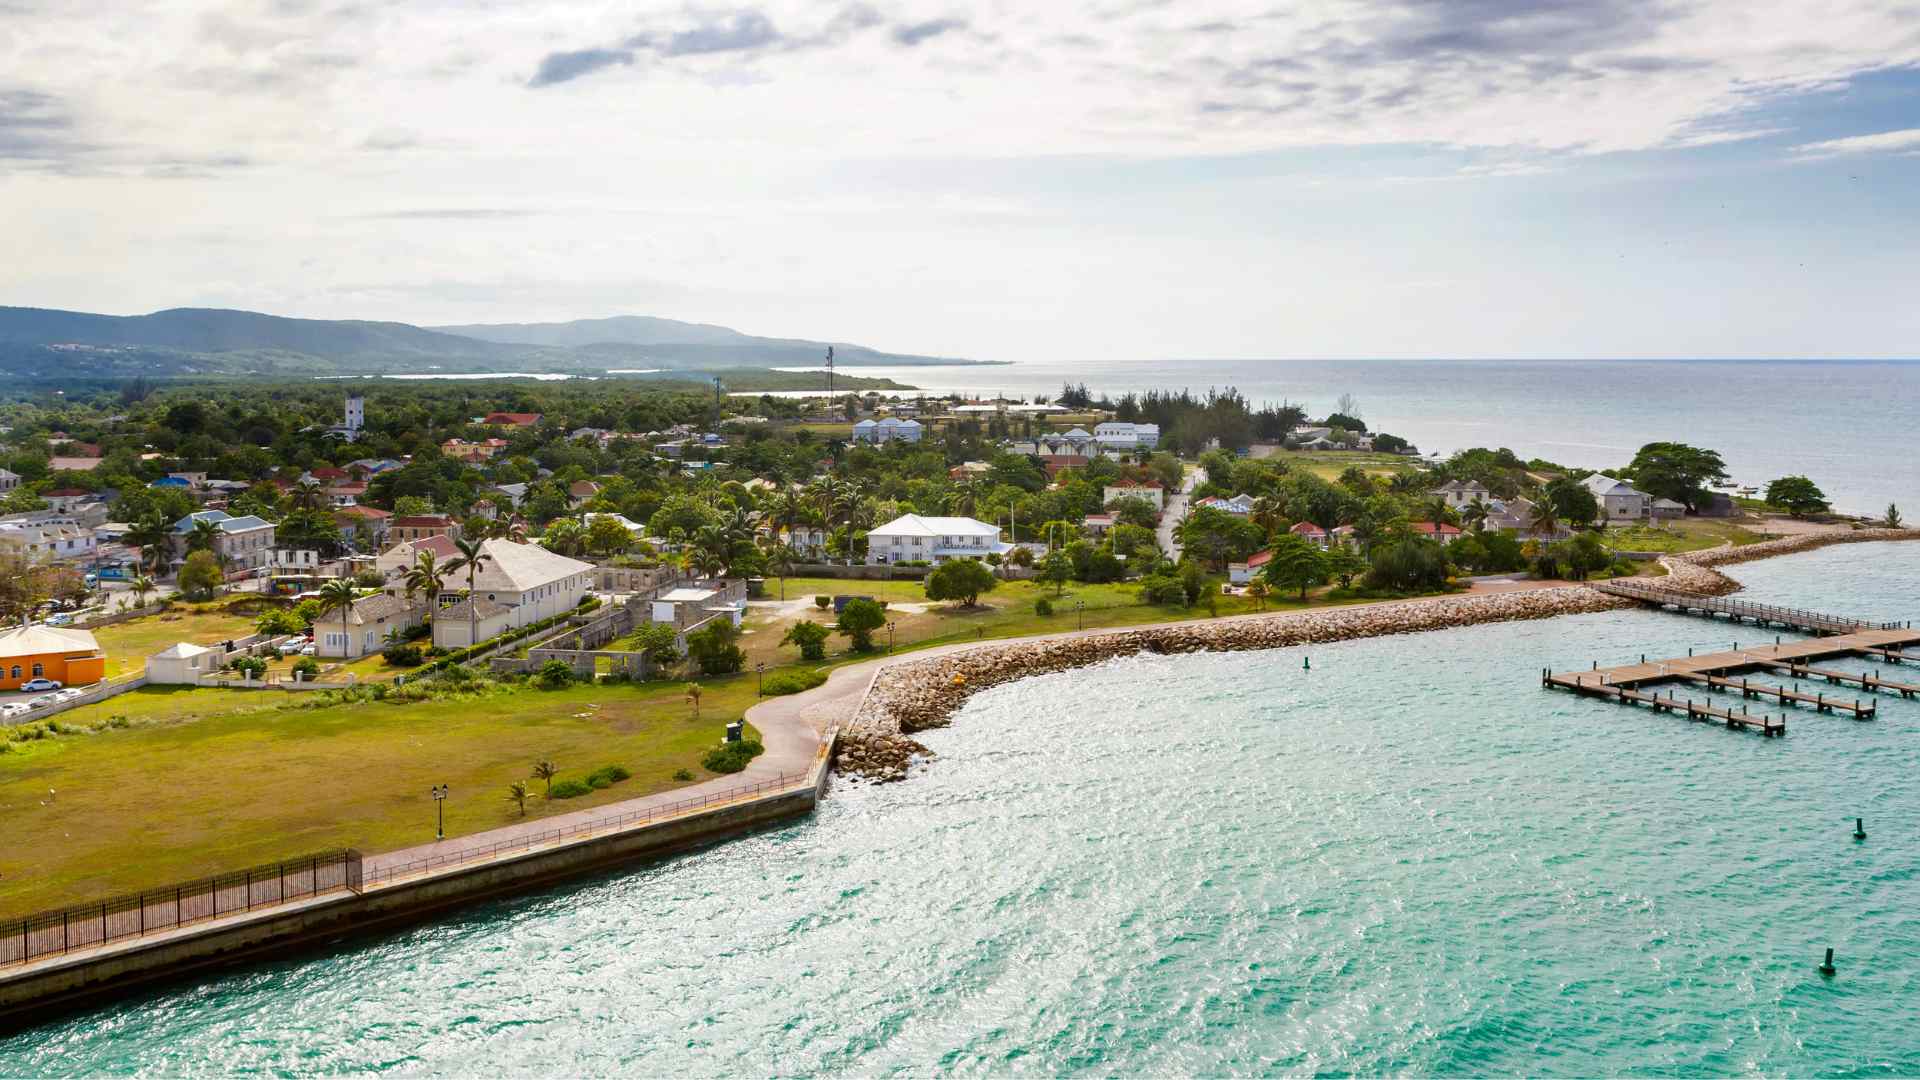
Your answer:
[1660,527,1920,595]
[836,586,1630,781]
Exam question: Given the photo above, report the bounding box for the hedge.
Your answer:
[418,596,603,676]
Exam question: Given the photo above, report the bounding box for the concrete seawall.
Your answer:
[0,741,837,1030]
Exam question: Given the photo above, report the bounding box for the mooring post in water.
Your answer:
[1854,817,1867,840]
[1818,948,1836,977]
[1303,656,1310,671]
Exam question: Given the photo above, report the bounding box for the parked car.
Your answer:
[299,644,318,657]
[45,613,75,627]
[51,688,84,703]
[19,677,63,692]
[0,702,30,720]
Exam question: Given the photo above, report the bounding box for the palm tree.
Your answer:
[691,523,732,579]
[1246,580,1269,611]
[290,480,326,513]
[506,781,530,816]
[316,577,358,663]
[762,539,797,600]
[185,517,222,557]
[445,537,493,647]
[945,475,983,517]
[403,550,447,612]
[1462,498,1490,534]
[1250,496,1286,541]
[125,513,174,576]
[685,681,703,721]
[531,759,559,799]
[130,574,155,609]
[1528,500,1562,542]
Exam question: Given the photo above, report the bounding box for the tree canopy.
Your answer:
[1627,442,1727,510]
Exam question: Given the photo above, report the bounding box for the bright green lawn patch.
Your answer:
[0,680,759,916]
[90,606,261,680]
[1257,449,1420,482]
[767,576,934,603]
[1604,520,1764,554]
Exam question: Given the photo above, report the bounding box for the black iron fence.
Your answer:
[1,849,361,967]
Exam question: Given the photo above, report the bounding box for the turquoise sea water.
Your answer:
[6,544,1919,1075]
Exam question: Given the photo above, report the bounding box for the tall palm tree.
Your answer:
[185,517,222,557]
[945,475,983,517]
[125,513,174,576]
[691,523,731,579]
[445,537,493,646]
[130,574,155,609]
[762,538,797,600]
[403,550,447,611]
[316,577,358,663]
[1250,496,1286,541]
[1528,500,1562,542]
[506,781,530,816]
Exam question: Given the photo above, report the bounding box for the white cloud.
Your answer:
[1791,127,1920,158]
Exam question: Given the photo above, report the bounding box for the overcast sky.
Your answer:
[3,1,1919,361]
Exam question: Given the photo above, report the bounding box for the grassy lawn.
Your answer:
[1603,519,1765,553]
[89,605,261,681]
[1256,448,1421,482]
[0,680,761,916]
[766,575,935,603]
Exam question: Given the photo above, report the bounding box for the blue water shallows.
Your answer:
[5,543,1918,1075]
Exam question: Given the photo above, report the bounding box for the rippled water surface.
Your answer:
[6,545,1920,1075]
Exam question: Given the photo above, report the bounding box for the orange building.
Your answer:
[0,624,108,689]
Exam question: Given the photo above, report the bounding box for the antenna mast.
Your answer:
[825,345,835,398]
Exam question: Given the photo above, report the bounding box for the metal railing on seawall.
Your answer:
[359,771,804,888]
[0,850,361,968]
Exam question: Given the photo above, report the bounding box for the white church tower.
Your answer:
[344,393,365,436]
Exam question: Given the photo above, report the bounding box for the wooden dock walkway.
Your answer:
[1542,624,1920,737]
[1593,580,1906,636]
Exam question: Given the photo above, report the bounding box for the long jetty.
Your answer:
[1593,580,1909,636]
[1543,604,1920,736]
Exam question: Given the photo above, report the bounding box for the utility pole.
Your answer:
[711,375,723,431]
[825,345,834,398]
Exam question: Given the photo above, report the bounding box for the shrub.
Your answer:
[382,643,424,667]
[672,768,694,781]
[924,558,998,607]
[836,597,887,652]
[1139,573,1187,605]
[762,668,827,696]
[780,620,830,661]
[703,738,765,774]
[586,763,632,787]
[533,659,576,689]
[290,656,321,678]
[686,619,746,675]
[813,595,831,609]
[549,778,593,799]
[229,655,268,679]
[1034,597,1053,616]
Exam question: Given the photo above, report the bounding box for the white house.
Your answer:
[1103,480,1165,512]
[1583,475,1653,523]
[1093,422,1160,450]
[852,418,923,444]
[1194,494,1257,516]
[1433,479,1494,510]
[146,641,221,685]
[431,539,596,649]
[317,590,427,660]
[0,521,96,562]
[1229,549,1273,585]
[865,514,1010,565]
[170,510,276,572]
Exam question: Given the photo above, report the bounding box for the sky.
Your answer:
[2,0,1919,363]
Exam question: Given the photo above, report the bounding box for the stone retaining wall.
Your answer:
[838,527,1920,781]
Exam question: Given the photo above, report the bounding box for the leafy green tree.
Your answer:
[534,658,577,688]
[586,514,632,556]
[836,597,887,652]
[925,558,999,607]
[629,623,682,667]
[1105,496,1159,529]
[1035,550,1073,596]
[781,619,830,660]
[1558,531,1614,580]
[1544,477,1599,528]
[1888,504,1904,529]
[1325,544,1369,588]
[1627,442,1727,511]
[686,619,746,675]
[177,550,224,600]
[1364,538,1451,593]
[1765,475,1829,518]
[1260,534,1329,601]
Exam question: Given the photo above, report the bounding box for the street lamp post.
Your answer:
[431,784,448,840]
[887,620,896,653]
[1076,600,1085,630]
[755,662,765,697]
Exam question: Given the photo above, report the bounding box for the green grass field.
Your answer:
[1603,519,1766,554]
[89,605,261,681]
[1255,448,1421,482]
[0,680,761,916]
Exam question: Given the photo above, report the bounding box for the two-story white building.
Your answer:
[171,510,276,572]
[1102,480,1165,512]
[431,538,596,649]
[1093,422,1161,451]
[1583,475,1654,523]
[865,514,1011,565]
[1433,479,1494,510]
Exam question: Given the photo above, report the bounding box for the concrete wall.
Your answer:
[0,785,819,1029]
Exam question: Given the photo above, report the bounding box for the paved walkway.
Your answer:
[1157,465,1202,560]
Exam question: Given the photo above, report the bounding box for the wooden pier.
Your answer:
[1542,624,1920,737]
[1593,580,1907,637]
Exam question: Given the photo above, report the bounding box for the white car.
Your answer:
[0,703,30,720]
[18,677,63,693]
[299,644,318,657]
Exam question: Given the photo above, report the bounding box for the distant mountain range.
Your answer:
[0,306,980,378]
